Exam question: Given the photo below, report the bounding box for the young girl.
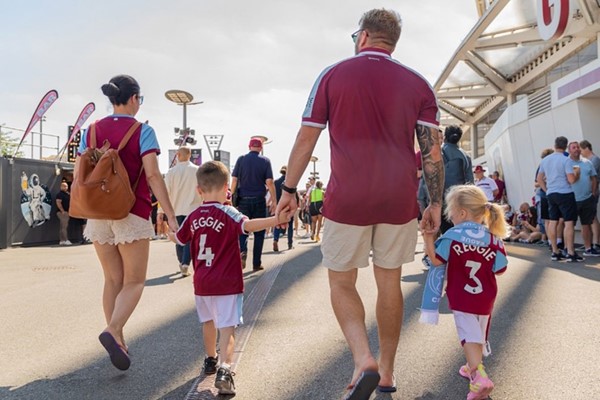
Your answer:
[422,185,509,400]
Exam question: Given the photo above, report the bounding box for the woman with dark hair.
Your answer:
[75,74,177,371]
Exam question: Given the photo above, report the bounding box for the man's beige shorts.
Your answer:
[84,214,155,245]
[321,219,418,271]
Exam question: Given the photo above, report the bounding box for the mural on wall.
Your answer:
[20,172,52,227]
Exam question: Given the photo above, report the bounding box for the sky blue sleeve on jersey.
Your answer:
[434,237,452,263]
[139,124,160,155]
[77,127,88,155]
[493,251,508,273]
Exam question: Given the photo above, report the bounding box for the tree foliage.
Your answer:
[0,129,23,157]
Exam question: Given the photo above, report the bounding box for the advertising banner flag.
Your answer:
[14,90,59,156]
[55,102,95,162]
[67,102,95,145]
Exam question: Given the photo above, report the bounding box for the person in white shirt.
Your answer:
[474,165,498,201]
[164,145,203,276]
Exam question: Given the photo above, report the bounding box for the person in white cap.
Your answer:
[474,165,498,201]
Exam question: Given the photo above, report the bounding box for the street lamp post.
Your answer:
[310,155,319,179]
[164,90,203,133]
[165,90,204,167]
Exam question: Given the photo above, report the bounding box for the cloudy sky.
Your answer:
[0,1,478,184]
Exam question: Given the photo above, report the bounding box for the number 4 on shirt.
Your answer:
[197,234,215,266]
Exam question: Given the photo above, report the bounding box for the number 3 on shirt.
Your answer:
[197,234,215,266]
[463,260,483,294]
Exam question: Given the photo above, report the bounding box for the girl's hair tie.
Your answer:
[485,202,492,210]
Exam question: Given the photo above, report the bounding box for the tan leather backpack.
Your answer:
[70,121,142,220]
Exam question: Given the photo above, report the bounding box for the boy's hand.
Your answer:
[276,207,291,227]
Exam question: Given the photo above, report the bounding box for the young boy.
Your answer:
[172,160,291,395]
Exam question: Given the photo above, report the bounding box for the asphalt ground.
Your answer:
[1,232,599,399]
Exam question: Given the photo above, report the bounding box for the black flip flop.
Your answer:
[344,370,380,400]
[376,375,397,393]
[99,331,131,371]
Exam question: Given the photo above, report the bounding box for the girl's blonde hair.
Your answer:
[444,185,509,239]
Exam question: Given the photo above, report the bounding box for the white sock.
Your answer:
[220,363,231,370]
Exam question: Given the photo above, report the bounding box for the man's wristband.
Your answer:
[281,183,297,194]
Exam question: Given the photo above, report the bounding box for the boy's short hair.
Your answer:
[196,161,229,192]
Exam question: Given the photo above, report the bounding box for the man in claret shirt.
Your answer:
[276,8,444,399]
[173,161,291,396]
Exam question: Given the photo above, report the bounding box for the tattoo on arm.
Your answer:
[416,124,445,206]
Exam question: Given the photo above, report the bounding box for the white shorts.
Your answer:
[195,294,244,329]
[453,311,491,354]
[321,218,418,271]
[84,214,155,245]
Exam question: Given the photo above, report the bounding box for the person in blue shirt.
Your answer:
[568,141,599,256]
[537,136,583,262]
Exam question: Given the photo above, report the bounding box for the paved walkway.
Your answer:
[1,233,599,399]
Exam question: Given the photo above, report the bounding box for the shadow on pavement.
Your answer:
[3,239,587,399]
[0,304,204,400]
[505,242,600,282]
[145,272,185,287]
[268,241,560,399]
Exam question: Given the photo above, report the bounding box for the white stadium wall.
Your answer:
[485,57,600,211]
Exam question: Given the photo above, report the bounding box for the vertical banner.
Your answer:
[56,102,95,161]
[67,102,95,145]
[14,90,59,156]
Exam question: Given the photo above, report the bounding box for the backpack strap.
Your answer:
[118,121,142,151]
[89,123,97,149]
[119,121,144,191]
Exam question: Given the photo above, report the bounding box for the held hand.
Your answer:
[268,200,277,216]
[276,192,297,229]
[276,207,291,226]
[167,215,179,233]
[420,204,442,235]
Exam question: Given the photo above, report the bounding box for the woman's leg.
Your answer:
[316,215,323,239]
[311,215,317,240]
[94,239,150,346]
[94,242,124,328]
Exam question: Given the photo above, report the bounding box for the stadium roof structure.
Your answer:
[436,0,600,153]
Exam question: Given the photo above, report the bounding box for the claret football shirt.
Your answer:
[301,47,439,225]
[434,222,508,315]
[175,201,248,296]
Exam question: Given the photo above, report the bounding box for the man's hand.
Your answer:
[167,215,179,233]
[276,192,298,228]
[420,204,442,235]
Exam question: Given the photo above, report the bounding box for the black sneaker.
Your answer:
[203,356,218,375]
[215,367,236,395]
[583,248,600,257]
[551,252,563,261]
[566,253,584,262]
